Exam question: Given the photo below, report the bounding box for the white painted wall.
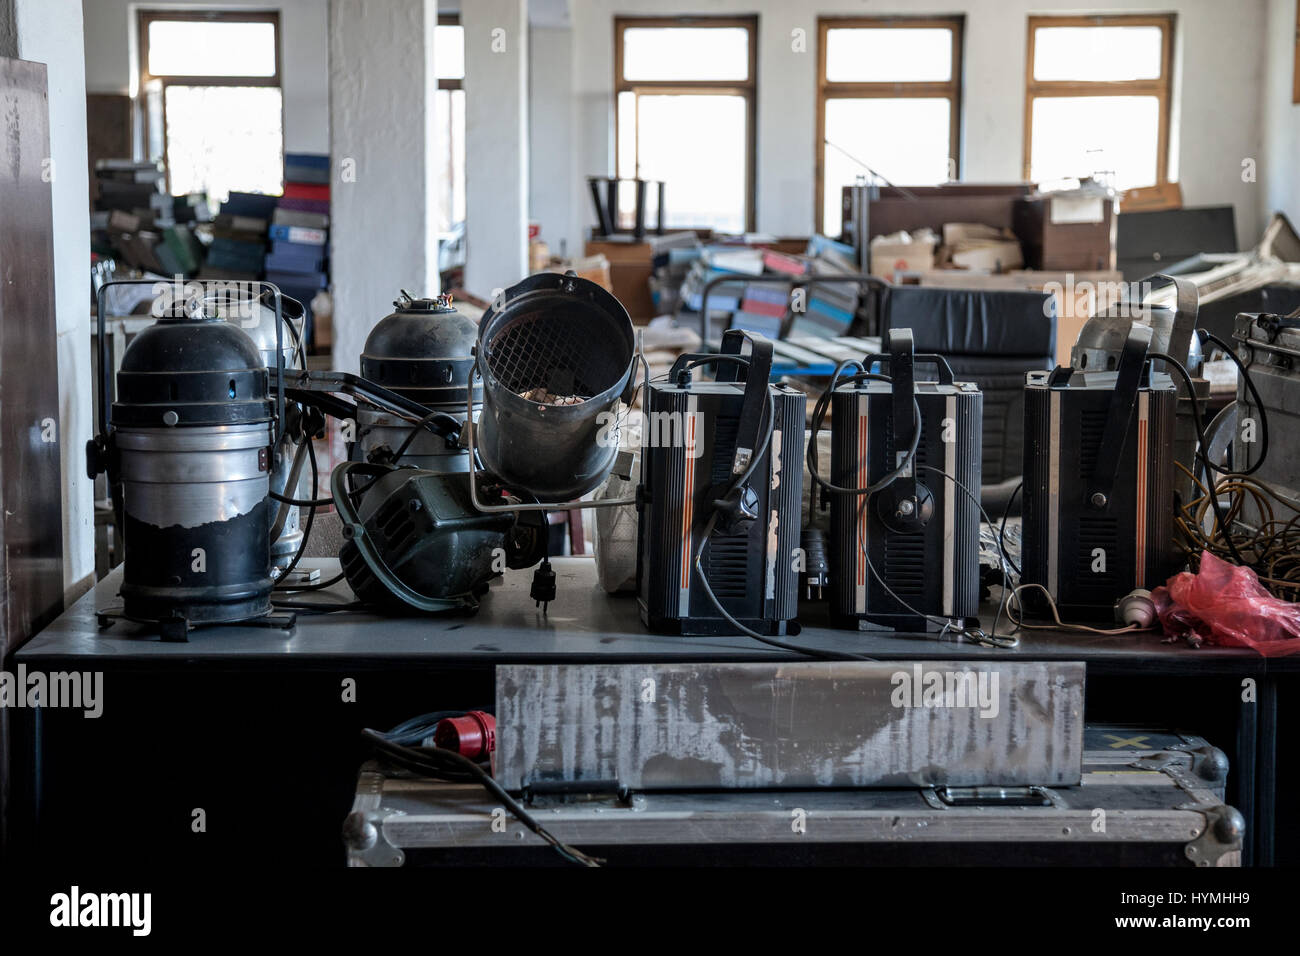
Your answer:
[564,0,1270,255]
[81,0,330,154]
[463,0,529,295]
[529,25,573,254]
[1262,0,1300,226]
[13,0,94,603]
[329,0,439,373]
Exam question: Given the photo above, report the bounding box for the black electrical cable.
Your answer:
[271,433,320,593]
[360,729,602,867]
[270,490,335,508]
[806,363,921,496]
[273,599,367,614]
[1150,350,1247,566]
[998,482,1023,576]
[275,570,346,594]
[392,410,461,463]
[1199,329,1269,475]
[688,382,878,662]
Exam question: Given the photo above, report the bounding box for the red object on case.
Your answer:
[434,711,497,759]
[1152,551,1300,656]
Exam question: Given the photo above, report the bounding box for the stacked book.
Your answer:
[91,159,212,277]
[263,153,330,318]
[647,232,700,314]
[730,281,790,340]
[202,191,278,280]
[796,234,862,338]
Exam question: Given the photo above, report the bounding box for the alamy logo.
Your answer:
[50,886,151,936]
[890,664,1000,718]
[0,666,102,718]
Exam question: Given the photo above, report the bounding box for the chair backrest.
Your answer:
[883,285,1056,485]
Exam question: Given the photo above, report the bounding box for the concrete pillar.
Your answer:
[462,0,529,297]
[5,0,94,602]
[328,0,440,373]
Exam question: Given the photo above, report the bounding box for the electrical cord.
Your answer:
[689,380,878,661]
[1150,350,1247,566]
[998,482,1023,576]
[270,490,335,508]
[805,362,922,496]
[1004,582,1147,636]
[275,569,346,593]
[1173,462,1300,601]
[1199,330,1269,475]
[693,510,878,661]
[360,728,603,867]
[392,410,462,463]
[270,434,320,597]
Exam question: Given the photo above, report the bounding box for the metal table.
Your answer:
[12,558,1292,865]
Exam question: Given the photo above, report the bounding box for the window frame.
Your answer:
[1023,14,1175,188]
[437,12,463,92]
[815,15,964,235]
[137,9,284,195]
[613,15,758,234]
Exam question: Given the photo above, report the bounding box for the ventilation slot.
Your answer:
[705,534,750,599]
[883,532,927,597]
[1076,516,1118,589]
[1079,408,1107,479]
[710,413,740,485]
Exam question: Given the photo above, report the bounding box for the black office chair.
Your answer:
[881,285,1057,500]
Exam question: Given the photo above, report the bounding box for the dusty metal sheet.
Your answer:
[494,661,1084,791]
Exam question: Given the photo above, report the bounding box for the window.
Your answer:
[1024,15,1174,191]
[614,16,757,234]
[434,15,466,234]
[816,17,963,237]
[139,11,284,203]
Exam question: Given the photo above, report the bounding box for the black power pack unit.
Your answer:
[827,330,983,630]
[637,331,805,635]
[1022,325,1180,620]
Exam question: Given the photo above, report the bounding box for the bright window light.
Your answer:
[823,98,952,236]
[621,27,749,82]
[147,20,277,77]
[825,28,953,83]
[164,86,284,202]
[1029,95,1160,190]
[625,93,748,233]
[1033,26,1163,82]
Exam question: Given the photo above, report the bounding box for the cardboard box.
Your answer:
[949,238,1024,273]
[1014,193,1117,271]
[870,232,937,279]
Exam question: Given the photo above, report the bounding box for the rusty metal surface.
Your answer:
[495,661,1084,791]
[0,56,65,653]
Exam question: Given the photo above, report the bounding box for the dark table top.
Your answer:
[15,559,1288,676]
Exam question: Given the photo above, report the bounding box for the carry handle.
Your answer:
[1136,273,1199,368]
[93,278,287,444]
[861,351,957,387]
[1088,324,1153,508]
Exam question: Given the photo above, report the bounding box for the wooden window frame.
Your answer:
[613,15,758,234]
[1023,14,1175,187]
[815,16,964,235]
[138,9,283,194]
[1293,3,1299,105]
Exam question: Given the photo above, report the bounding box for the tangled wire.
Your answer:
[1175,462,1300,602]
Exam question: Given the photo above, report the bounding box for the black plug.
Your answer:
[531,557,556,613]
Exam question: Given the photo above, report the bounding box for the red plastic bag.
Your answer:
[1152,551,1300,656]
